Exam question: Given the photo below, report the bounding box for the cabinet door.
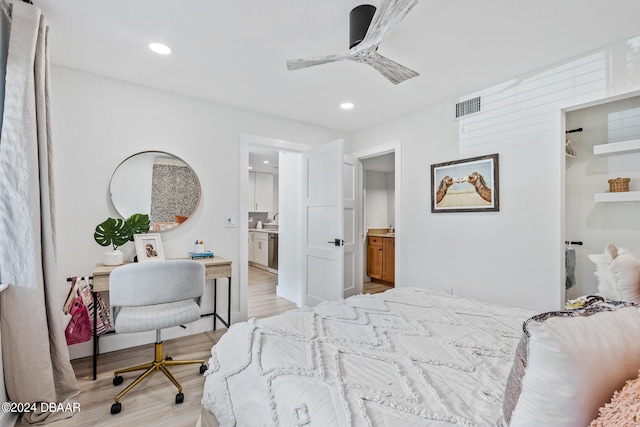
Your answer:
[382,238,395,282]
[253,172,273,212]
[367,244,383,279]
[254,234,269,266]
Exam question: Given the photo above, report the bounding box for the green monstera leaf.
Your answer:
[93,214,150,250]
[94,217,129,250]
[125,213,150,236]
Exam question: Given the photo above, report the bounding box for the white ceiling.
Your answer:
[36,0,640,133]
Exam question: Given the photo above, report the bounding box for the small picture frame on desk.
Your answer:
[134,233,165,261]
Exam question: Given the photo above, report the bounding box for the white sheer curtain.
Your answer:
[0,1,79,424]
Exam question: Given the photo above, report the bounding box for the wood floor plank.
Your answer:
[47,266,386,426]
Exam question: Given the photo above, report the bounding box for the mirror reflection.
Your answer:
[109,151,201,231]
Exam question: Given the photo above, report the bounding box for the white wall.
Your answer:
[386,172,395,227]
[276,151,302,304]
[272,173,279,217]
[364,170,389,229]
[364,170,396,230]
[565,96,640,300]
[351,35,640,312]
[51,66,347,358]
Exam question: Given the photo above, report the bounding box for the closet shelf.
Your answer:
[593,138,640,155]
[594,191,640,203]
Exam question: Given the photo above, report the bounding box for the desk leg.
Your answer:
[213,278,217,330]
[211,277,231,330]
[92,291,98,381]
[226,276,231,330]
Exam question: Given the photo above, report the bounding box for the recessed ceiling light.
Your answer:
[149,43,172,55]
[248,166,253,170]
[263,160,269,164]
[340,102,354,110]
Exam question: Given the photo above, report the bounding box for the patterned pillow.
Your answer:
[590,370,640,426]
[501,301,640,427]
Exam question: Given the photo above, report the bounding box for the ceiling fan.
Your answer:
[286,0,419,85]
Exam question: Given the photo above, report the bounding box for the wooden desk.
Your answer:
[90,257,232,380]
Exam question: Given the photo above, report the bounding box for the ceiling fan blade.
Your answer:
[355,50,419,85]
[358,0,418,50]
[286,52,354,71]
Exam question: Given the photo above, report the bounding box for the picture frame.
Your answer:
[430,153,499,213]
[134,233,165,261]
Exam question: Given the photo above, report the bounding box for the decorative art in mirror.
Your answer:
[109,151,201,231]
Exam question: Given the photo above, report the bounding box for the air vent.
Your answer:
[455,96,481,118]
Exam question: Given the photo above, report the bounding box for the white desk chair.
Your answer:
[108,260,207,414]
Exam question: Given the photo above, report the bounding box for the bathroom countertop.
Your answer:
[248,228,278,233]
[367,232,395,238]
[367,228,395,238]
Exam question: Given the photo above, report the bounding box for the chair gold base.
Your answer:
[113,340,205,404]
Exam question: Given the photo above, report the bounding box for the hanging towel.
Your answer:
[566,247,576,289]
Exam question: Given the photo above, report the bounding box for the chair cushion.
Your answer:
[115,299,201,333]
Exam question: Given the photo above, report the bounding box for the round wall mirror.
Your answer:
[109,151,201,231]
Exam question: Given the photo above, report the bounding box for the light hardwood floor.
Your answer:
[49,267,389,426]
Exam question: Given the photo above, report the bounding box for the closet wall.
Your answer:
[565,95,640,300]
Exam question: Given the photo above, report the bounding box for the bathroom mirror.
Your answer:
[109,151,201,231]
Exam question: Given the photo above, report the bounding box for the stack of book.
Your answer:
[189,251,214,259]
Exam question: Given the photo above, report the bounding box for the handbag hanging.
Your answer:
[64,292,91,345]
[75,276,112,336]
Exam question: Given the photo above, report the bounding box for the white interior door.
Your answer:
[343,154,359,297]
[302,139,344,306]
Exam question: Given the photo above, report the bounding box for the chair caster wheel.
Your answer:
[175,392,184,404]
[113,375,123,386]
[110,402,121,414]
[199,365,208,375]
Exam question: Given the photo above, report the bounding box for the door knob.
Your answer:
[327,239,344,246]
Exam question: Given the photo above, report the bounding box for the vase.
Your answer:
[103,250,124,266]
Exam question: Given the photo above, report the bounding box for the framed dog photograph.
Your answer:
[134,233,165,261]
[431,153,499,213]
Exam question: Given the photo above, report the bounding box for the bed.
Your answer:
[198,283,640,426]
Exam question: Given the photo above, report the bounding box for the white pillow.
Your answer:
[501,302,640,427]
[589,243,640,302]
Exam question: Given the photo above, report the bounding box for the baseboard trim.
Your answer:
[276,285,297,304]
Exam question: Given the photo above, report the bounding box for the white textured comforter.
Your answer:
[202,288,533,426]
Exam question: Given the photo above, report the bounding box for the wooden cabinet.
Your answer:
[382,237,395,282]
[248,171,273,212]
[367,237,383,279]
[367,235,394,285]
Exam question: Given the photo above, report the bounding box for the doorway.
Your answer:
[352,141,402,291]
[362,152,395,291]
[240,134,311,321]
[563,94,640,304]
[239,136,402,321]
